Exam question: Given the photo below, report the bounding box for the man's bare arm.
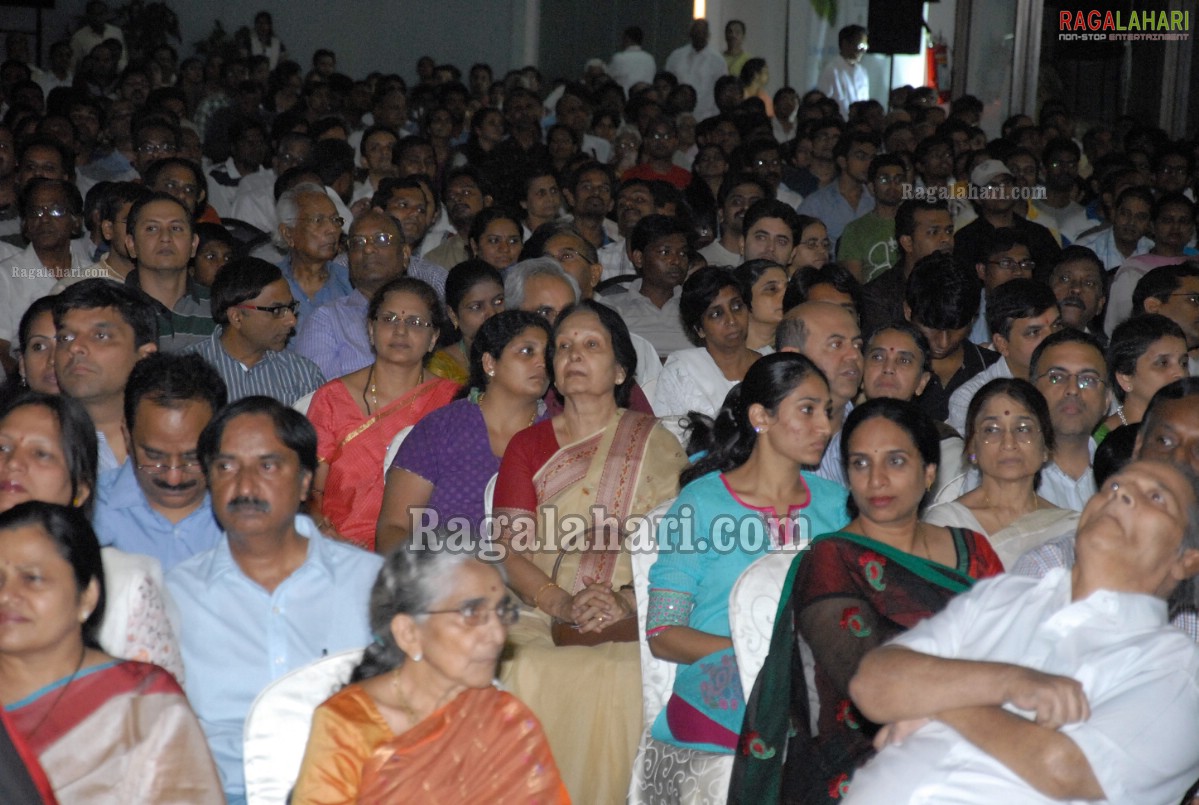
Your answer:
[938,706,1105,800]
[850,645,1089,727]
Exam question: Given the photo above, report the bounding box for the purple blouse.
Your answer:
[392,398,503,535]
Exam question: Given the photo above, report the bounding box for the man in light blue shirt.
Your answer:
[166,397,381,804]
[798,131,878,243]
[93,352,227,570]
[293,209,412,379]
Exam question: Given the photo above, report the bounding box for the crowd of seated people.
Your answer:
[1,3,1199,803]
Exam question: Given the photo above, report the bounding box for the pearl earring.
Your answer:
[411,652,423,662]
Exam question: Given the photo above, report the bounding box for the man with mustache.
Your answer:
[93,352,228,570]
[847,459,1199,804]
[1048,247,1108,344]
[1031,329,1109,511]
[187,257,324,405]
[167,396,382,805]
[424,166,494,271]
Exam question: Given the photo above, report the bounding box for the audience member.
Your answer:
[847,458,1199,804]
[93,352,227,569]
[306,277,458,549]
[187,257,324,404]
[377,310,551,551]
[167,396,382,803]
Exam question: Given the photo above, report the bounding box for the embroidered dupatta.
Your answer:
[728,529,996,804]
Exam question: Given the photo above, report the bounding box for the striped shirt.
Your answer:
[125,271,215,352]
[187,327,326,405]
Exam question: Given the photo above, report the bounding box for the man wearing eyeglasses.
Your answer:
[1032,138,1097,244]
[953,160,1061,285]
[1049,247,1108,344]
[130,116,180,177]
[93,352,228,570]
[967,227,1036,344]
[275,182,352,321]
[839,153,907,282]
[187,257,324,405]
[294,210,439,380]
[0,178,98,368]
[1031,330,1109,511]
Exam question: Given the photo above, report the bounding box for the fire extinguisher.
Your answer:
[928,34,950,102]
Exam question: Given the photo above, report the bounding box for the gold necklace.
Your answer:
[391,668,421,725]
[477,392,538,428]
[369,367,425,414]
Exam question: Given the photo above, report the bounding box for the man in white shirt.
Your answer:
[70,1,127,71]
[608,27,657,95]
[818,25,870,119]
[947,280,1062,435]
[847,457,1199,805]
[664,19,728,121]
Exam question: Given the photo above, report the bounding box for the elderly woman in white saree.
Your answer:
[924,378,1078,568]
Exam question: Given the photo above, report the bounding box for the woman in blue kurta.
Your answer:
[646,352,849,752]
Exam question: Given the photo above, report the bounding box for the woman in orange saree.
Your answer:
[292,542,568,804]
[308,278,459,550]
[494,301,688,804]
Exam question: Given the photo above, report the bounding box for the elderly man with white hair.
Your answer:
[842,458,1199,804]
[274,182,353,322]
[505,257,659,415]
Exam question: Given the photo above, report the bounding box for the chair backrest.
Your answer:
[292,391,315,417]
[483,472,498,519]
[631,498,676,728]
[243,648,364,805]
[728,551,797,699]
[383,425,414,473]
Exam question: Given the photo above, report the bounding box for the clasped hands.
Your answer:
[873,666,1091,750]
[548,576,634,633]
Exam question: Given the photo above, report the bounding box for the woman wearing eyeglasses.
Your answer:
[924,378,1076,568]
[292,540,568,802]
[307,277,459,550]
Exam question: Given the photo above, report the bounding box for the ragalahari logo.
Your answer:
[1059,8,1191,41]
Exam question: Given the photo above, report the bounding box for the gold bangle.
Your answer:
[533,581,559,611]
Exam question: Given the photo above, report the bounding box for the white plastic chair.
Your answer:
[292,390,315,417]
[243,648,363,805]
[483,472,498,520]
[628,499,735,805]
[729,552,795,696]
[382,425,414,473]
